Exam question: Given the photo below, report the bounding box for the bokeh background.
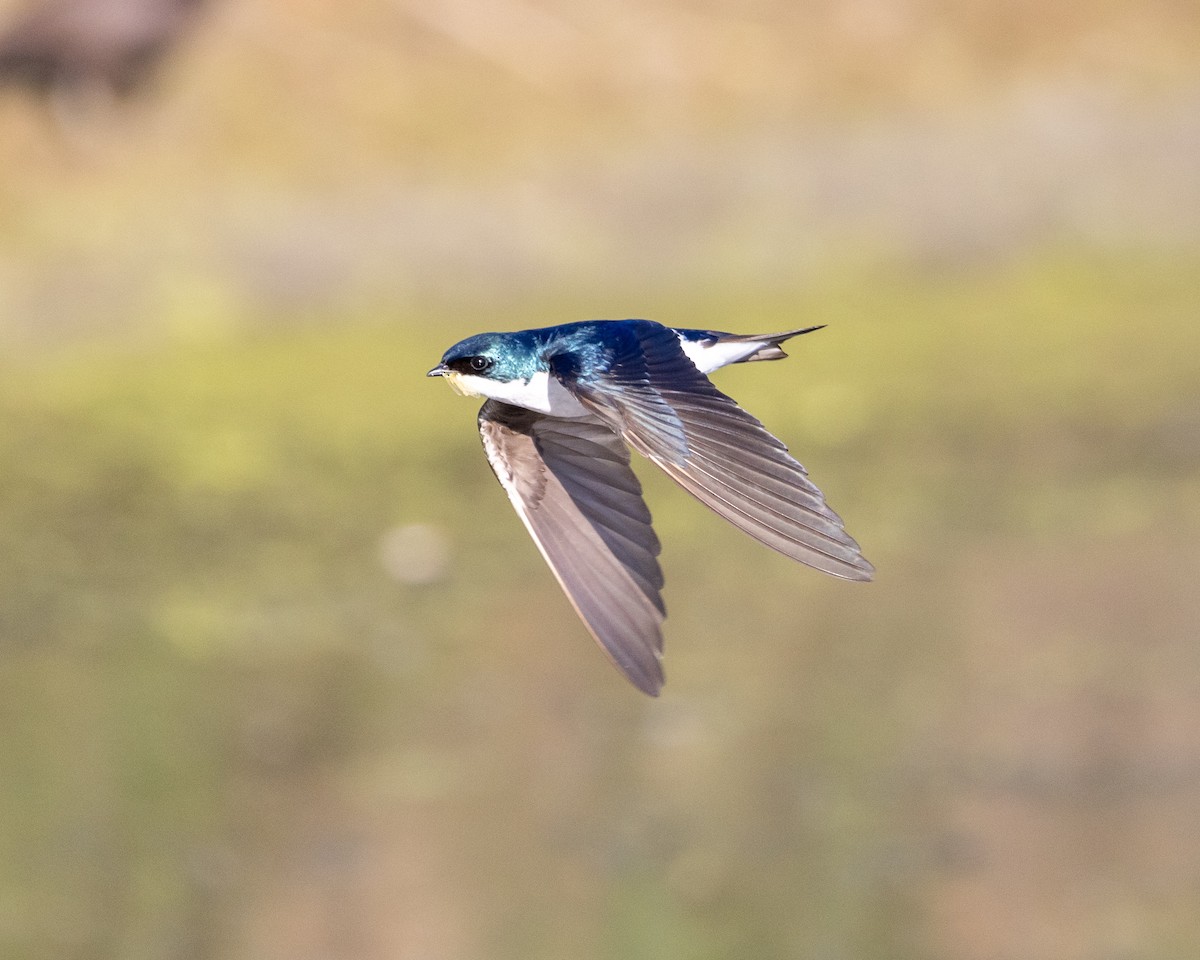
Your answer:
[2,1,1199,958]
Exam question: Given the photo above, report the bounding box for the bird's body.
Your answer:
[428,318,872,694]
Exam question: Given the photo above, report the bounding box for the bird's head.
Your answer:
[427,331,540,398]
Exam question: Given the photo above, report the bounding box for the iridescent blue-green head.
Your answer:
[428,326,597,417]
[427,329,550,396]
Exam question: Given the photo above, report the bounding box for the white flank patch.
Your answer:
[678,335,765,374]
[446,370,590,418]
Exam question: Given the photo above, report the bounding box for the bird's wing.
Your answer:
[561,320,874,581]
[478,399,666,695]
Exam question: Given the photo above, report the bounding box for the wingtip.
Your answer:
[855,553,877,581]
[619,659,664,696]
[824,554,876,582]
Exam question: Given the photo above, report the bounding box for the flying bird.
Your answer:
[428,319,873,695]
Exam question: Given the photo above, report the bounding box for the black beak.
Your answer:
[427,363,448,377]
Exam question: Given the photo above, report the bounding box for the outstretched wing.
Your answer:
[478,399,666,695]
[561,320,874,581]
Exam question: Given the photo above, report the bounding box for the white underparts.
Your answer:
[447,370,590,418]
[678,335,767,374]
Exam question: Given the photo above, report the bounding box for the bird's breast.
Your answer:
[450,370,590,418]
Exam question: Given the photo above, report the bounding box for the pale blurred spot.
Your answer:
[800,381,873,445]
[379,522,452,585]
[644,701,709,749]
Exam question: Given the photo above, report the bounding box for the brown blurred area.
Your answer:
[1,3,1199,960]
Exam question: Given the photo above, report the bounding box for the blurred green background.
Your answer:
[2,1,1199,958]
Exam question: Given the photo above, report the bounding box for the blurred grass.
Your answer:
[2,249,1199,959]
[2,0,1200,957]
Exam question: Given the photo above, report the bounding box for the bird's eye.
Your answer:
[468,356,492,373]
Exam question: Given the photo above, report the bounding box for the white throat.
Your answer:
[446,370,590,418]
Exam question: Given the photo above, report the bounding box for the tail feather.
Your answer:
[724,325,825,364]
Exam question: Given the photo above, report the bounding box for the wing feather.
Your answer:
[478,400,666,694]
[566,320,874,581]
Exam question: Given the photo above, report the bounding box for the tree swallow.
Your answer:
[428,319,872,695]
